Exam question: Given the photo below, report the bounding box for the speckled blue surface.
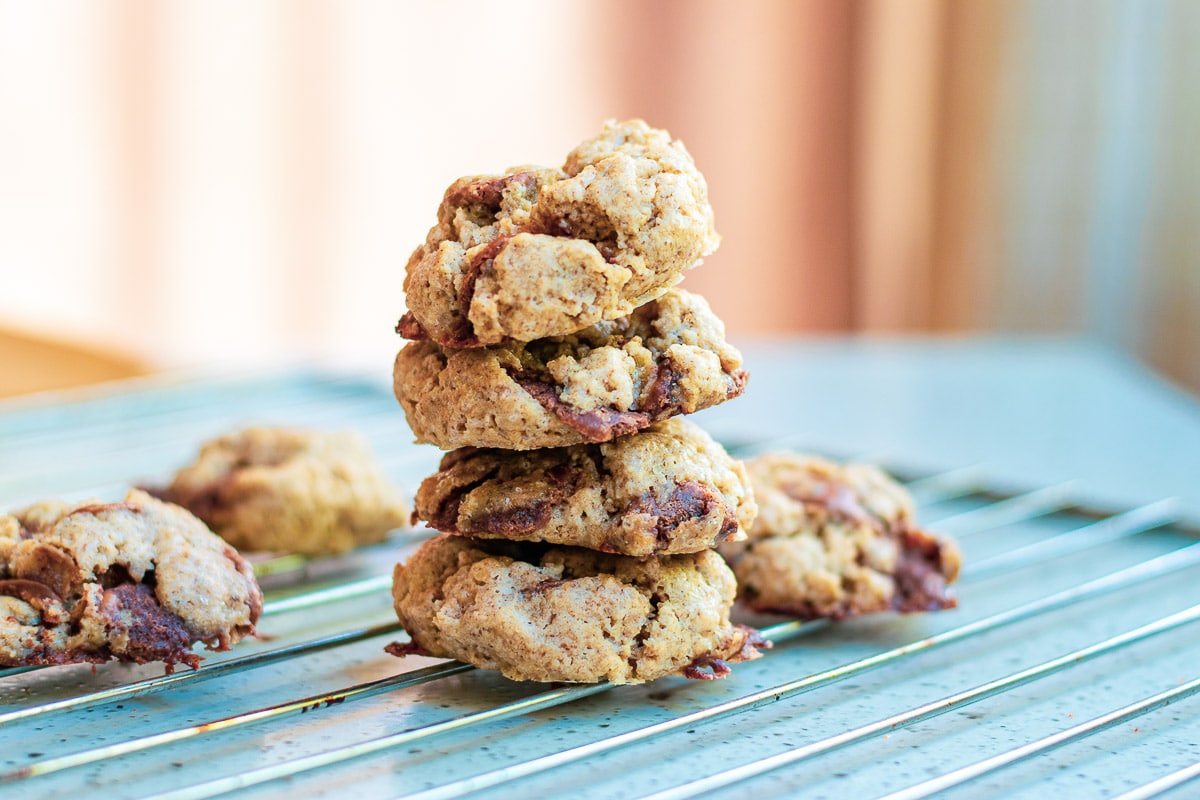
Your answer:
[1,341,1197,800]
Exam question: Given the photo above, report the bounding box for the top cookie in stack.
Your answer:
[390,121,762,684]
[398,119,720,350]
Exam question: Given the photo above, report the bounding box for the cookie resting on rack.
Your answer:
[389,534,766,684]
[0,490,262,669]
[398,119,720,348]
[156,427,409,556]
[719,454,961,619]
[413,418,757,557]
[393,288,747,451]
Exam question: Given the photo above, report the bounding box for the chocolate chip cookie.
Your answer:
[157,427,409,556]
[719,454,961,619]
[0,490,262,669]
[413,418,756,557]
[389,533,764,684]
[398,119,720,347]
[393,288,747,451]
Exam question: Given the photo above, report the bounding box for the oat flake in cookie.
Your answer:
[157,427,409,556]
[398,119,720,347]
[719,454,961,619]
[389,534,765,684]
[393,288,747,451]
[413,418,757,557]
[0,490,262,669]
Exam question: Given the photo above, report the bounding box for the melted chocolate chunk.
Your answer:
[781,479,877,529]
[98,583,200,669]
[160,466,248,528]
[459,236,510,320]
[538,216,575,237]
[16,543,80,604]
[683,626,769,677]
[384,639,431,658]
[0,579,64,621]
[427,489,464,532]
[453,461,585,537]
[98,564,135,590]
[511,374,651,443]
[444,171,537,210]
[627,480,739,551]
[66,502,142,518]
[395,312,429,341]
[640,359,682,418]
[519,577,566,596]
[683,654,733,680]
[891,528,956,613]
[422,457,504,533]
[475,500,553,536]
[404,236,514,348]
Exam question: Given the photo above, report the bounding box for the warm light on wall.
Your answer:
[0,1,1196,392]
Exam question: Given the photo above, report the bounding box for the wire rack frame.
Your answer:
[0,370,1197,800]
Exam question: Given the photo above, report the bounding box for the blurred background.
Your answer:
[0,0,1196,396]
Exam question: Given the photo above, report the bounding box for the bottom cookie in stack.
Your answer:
[390,535,762,684]
[389,418,766,684]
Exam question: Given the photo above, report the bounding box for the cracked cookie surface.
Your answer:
[0,490,262,669]
[719,454,961,619]
[393,288,747,450]
[157,427,409,556]
[413,418,756,557]
[390,533,763,684]
[399,119,720,347]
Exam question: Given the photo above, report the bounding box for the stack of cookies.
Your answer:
[389,120,765,684]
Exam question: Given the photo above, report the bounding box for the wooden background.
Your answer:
[0,0,1196,395]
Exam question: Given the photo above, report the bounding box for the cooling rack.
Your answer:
[0,369,1197,800]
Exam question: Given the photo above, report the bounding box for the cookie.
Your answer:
[393,288,747,451]
[157,427,409,556]
[389,533,764,684]
[0,490,262,669]
[398,119,720,347]
[719,454,961,619]
[413,418,756,557]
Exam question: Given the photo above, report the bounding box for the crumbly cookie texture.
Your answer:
[398,119,720,347]
[0,490,262,669]
[393,288,747,451]
[719,454,961,619]
[157,427,409,556]
[390,534,764,684]
[413,419,756,557]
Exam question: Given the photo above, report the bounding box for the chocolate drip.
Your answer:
[384,639,431,658]
[99,583,200,669]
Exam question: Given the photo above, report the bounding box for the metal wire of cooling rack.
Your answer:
[1,370,1198,800]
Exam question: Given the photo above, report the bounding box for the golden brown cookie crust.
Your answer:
[399,120,720,347]
[719,454,961,619]
[159,427,409,556]
[391,534,763,684]
[0,490,262,669]
[393,289,747,450]
[413,418,756,557]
